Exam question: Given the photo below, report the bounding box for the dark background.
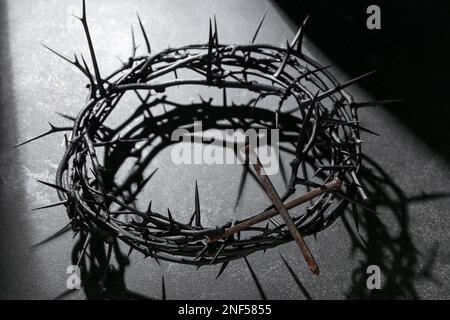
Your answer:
[276,0,450,160]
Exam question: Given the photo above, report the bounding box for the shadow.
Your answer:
[279,254,313,300]
[0,3,31,298]
[52,94,448,299]
[58,233,158,300]
[342,155,444,299]
[244,257,268,300]
[273,0,450,161]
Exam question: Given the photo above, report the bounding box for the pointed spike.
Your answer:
[41,43,73,65]
[251,10,268,44]
[32,200,68,211]
[222,87,227,108]
[127,246,134,258]
[80,53,95,89]
[154,254,161,266]
[317,71,377,101]
[210,242,226,265]
[146,200,152,213]
[55,112,75,122]
[81,0,86,19]
[167,208,174,230]
[351,98,403,108]
[36,179,69,194]
[296,91,319,155]
[290,14,310,52]
[194,243,208,260]
[78,0,103,93]
[263,222,270,237]
[136,13,151,54]
[15,130,54,148]
[188,211,196,226]
[206,19,213,83]
[216,261,229,279]
[31,220,72,248]
[281,65,333,105]
[194,180,201,227]
[274,41,292,78]
[330,190,379,215]
[63,134,69,150]
[138,167,158,189]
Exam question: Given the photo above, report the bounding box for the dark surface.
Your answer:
[0,0,449,299]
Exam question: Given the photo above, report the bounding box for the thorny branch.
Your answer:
[18,1,399,276]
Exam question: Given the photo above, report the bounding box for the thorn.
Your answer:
[317,71,376,102]
[351,99,403,108]
[127,246,134,258]
[194,180,201,227]
[210,242,226,265]
[194,243,208,261]
[223,87,227,108]
[216,261,229,279]
[63,134,69,150]
[274,41,292,78]
[296,91,319,155]
[207,19,213,83]
[41,43,72,65]
[290,15,310,53]
[137,13,151,54]
[167,208,174,230]
[154,254,161,266]
[41,43,88,76]
[32,200,68,211]
[80,53,95,91]
[280,65,333,105]
[262,222,270,237]
[78,0,104,94]
[251,10,268,44]
[55,112,75,122]
[320,118,380,136]
[146,200,152,213]
[31,220,72,248]
[36,179,69,194]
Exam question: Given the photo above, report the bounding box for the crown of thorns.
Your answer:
[20,1,397,276]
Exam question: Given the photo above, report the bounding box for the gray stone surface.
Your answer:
[0,0,449,299]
